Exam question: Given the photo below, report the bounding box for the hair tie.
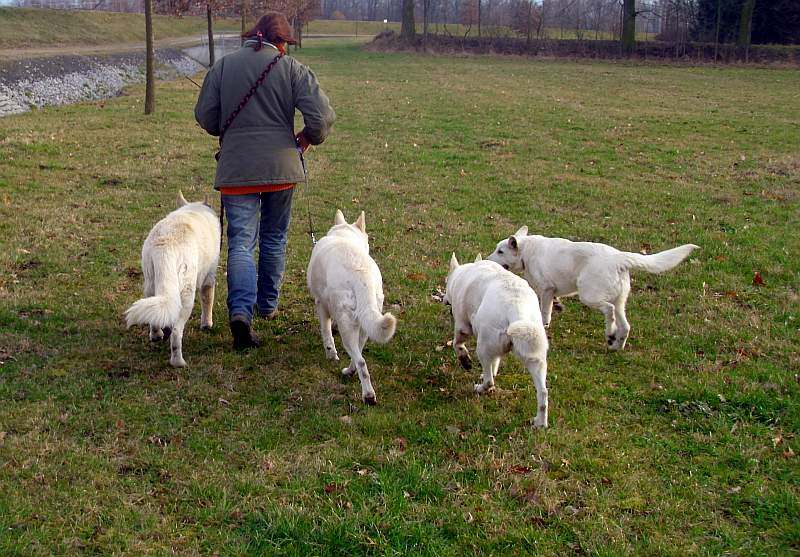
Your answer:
[255,30,263,51]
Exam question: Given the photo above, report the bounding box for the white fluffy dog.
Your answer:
[125,192,220,367]
[307,210,397,405]
[488,227,699,350]
[445,254,550,428]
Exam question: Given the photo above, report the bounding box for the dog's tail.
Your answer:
[359,308,397,344]
[506,320,548,358]
[124,256,182,330]
[621,244,699,274]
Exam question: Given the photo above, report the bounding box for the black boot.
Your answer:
[230,315,260,350]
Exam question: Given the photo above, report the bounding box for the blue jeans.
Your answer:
[222,189,294,321]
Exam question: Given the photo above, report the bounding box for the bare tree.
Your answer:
[621,0,635,54]
[207,1,216,66]
[400,0,415,39]
[144,0,155,114]
[737,0,754,59]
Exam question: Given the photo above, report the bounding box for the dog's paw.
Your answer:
[474,383,494,395]
[341,365,356,377]
[200,322,213,331]
[170,356,187,368]
[532,417,548,429]
[553,299,565,313]
[362,392,377,406]
[325,346,339,361]
[458,353,473,370]
[606,334,616,347]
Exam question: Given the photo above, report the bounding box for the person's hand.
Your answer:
[295,131,310,153]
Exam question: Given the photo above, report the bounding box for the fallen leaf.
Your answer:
[773,435,783,448]
[339,415,353,426]
[406,272,426,281]
[446,425,461,435]
[727,486,741,494]
[783,447,795,459]
[324,483,339,494]
[753,271,765,286]
[509,465,532,475]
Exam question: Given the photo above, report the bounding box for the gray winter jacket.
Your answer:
[194,42,335,189]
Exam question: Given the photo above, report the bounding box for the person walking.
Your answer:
[195,11,335,350]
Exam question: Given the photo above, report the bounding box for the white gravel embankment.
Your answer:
[0,49,204,117]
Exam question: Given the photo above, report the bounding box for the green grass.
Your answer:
[1,39,799,555]
[0,7,240,49]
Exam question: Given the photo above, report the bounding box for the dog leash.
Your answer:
[298,146,317,247]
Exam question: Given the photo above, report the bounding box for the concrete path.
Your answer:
[0,33,366,61]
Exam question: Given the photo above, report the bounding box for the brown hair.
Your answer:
[242,12,297,47]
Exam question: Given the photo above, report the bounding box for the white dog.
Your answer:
[307,210,397,405]
[445,254,550,428]
[125,192,220,367]
[488,227,698,350]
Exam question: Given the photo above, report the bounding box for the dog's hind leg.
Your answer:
[474,342,499,395]
[539,288,557,328]
[315,299,338,361]
[611,289,631,351]
[143,268,167,342]
[453,323,473,370]
[200,274,216,330]
[580,292,617,349]
[339,319,376,405]
[169,287,195,368]
[525,356,548,428]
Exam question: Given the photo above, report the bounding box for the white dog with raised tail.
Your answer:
[307,210,397,405]
[445,253,550,428]
[125,191,220,367]
[488,227,699,351]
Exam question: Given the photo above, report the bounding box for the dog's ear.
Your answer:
[177,190,188,207]
[334,209,346,225]
[449,252,459,272]
[509,236,520,252]
[514,226,528,238]
[474,253,482,262]
[354,211,366,233]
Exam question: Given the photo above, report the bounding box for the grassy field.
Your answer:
[1,39,798,554]
[0,7,241,49]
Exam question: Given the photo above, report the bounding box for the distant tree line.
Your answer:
[17,0,798,46]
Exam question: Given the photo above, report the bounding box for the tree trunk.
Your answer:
[713,0,721,62]
[295,19,303,48]
[240,0,248,46]
[400,0,415,41]
[423,0,429,42]
[621,0,635,56]
[144,0,154,114]
[526,0,532,46]
[206,2,215,67]
[737,0,755,51]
